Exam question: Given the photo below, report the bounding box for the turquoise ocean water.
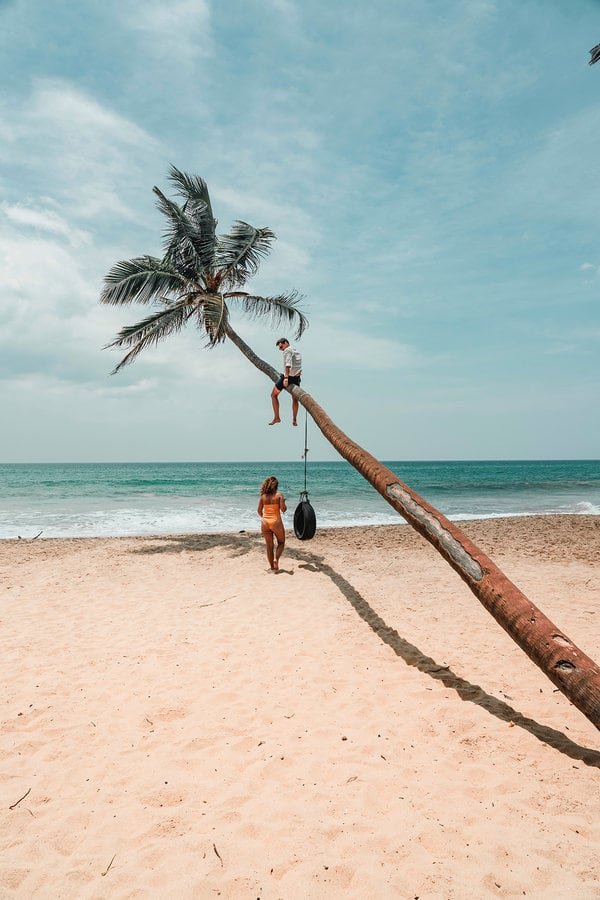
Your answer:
[0,460,598,539]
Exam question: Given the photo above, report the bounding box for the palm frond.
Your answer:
[182,198,216,274]
[166,168,218,268]
[153,186,215,277]
[194,293,230,346]
[105,301,194,372]
[224,289,308,339]
[167,166,215,222]
[215,222,276,288]
[100,256,184,306]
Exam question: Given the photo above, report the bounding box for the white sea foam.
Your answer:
[2,500,597,539]
[570,500,600,515]
[0,501,259,539]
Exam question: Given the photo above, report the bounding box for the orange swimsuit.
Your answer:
[262,499,282,527]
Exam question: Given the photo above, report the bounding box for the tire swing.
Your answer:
[293,413,317,541]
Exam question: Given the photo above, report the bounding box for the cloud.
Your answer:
[26,81,149,145]
[579,262,599,280]
[0,227,110,382]
[3,203,91,246]
[0,213,259,390]
[302,322,417,372]
[0,79,160,222]
[121,0,212,64]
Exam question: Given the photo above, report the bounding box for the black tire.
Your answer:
[293,500,317,541]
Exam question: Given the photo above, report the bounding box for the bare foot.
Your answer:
[292,420,298,426]
[269,418,281,425]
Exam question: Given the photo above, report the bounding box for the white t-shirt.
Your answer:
[283,346,302,376]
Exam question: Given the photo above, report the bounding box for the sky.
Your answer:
[1,0,599,463]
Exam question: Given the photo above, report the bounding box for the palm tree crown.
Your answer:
[100,166,308,372]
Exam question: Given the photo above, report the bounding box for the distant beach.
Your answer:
[0,459,598,538]
[1,515,599,896]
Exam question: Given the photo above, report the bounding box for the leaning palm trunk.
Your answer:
[226,324,600,730]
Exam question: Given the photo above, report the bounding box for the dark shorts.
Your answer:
[275,374,301,390]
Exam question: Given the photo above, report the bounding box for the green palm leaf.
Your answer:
[195,293,229,345]
[106,301,194,372]
[224,289,308,339]
[153,187,215,278]
[100,257,184,306]
[168,165,215,223]
[215,222,276,288]
[166,167,217,273]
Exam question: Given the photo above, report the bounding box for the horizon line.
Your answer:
[1,458,599,466]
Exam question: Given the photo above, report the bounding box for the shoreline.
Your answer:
[2,511,599,544]
[2,513,599,896]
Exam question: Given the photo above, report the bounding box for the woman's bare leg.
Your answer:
[272,522,285,570]
[262,524,275,569]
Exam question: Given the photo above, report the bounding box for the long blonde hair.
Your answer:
[260,475,278,496]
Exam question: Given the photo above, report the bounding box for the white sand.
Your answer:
[1,516,599,898]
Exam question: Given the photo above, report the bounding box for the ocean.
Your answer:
[0,459,598,539]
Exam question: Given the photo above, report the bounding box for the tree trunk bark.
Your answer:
[225,324,600,730]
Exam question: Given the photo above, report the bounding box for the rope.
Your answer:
[302,410,309,495]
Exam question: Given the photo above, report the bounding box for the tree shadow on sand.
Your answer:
[131,533,599,766]
[131,532,261,559]
[285,545,600,768]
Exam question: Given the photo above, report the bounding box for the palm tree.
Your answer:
[100,168,600,730]
[100,167,307,370]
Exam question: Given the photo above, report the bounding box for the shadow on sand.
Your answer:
[132,532,261,558]
[132,533,600,766]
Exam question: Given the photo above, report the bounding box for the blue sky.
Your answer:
[1,0,599,462]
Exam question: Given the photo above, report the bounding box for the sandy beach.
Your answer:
[1,515,599,898]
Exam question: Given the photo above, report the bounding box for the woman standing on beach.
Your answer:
[258,476,287,572]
